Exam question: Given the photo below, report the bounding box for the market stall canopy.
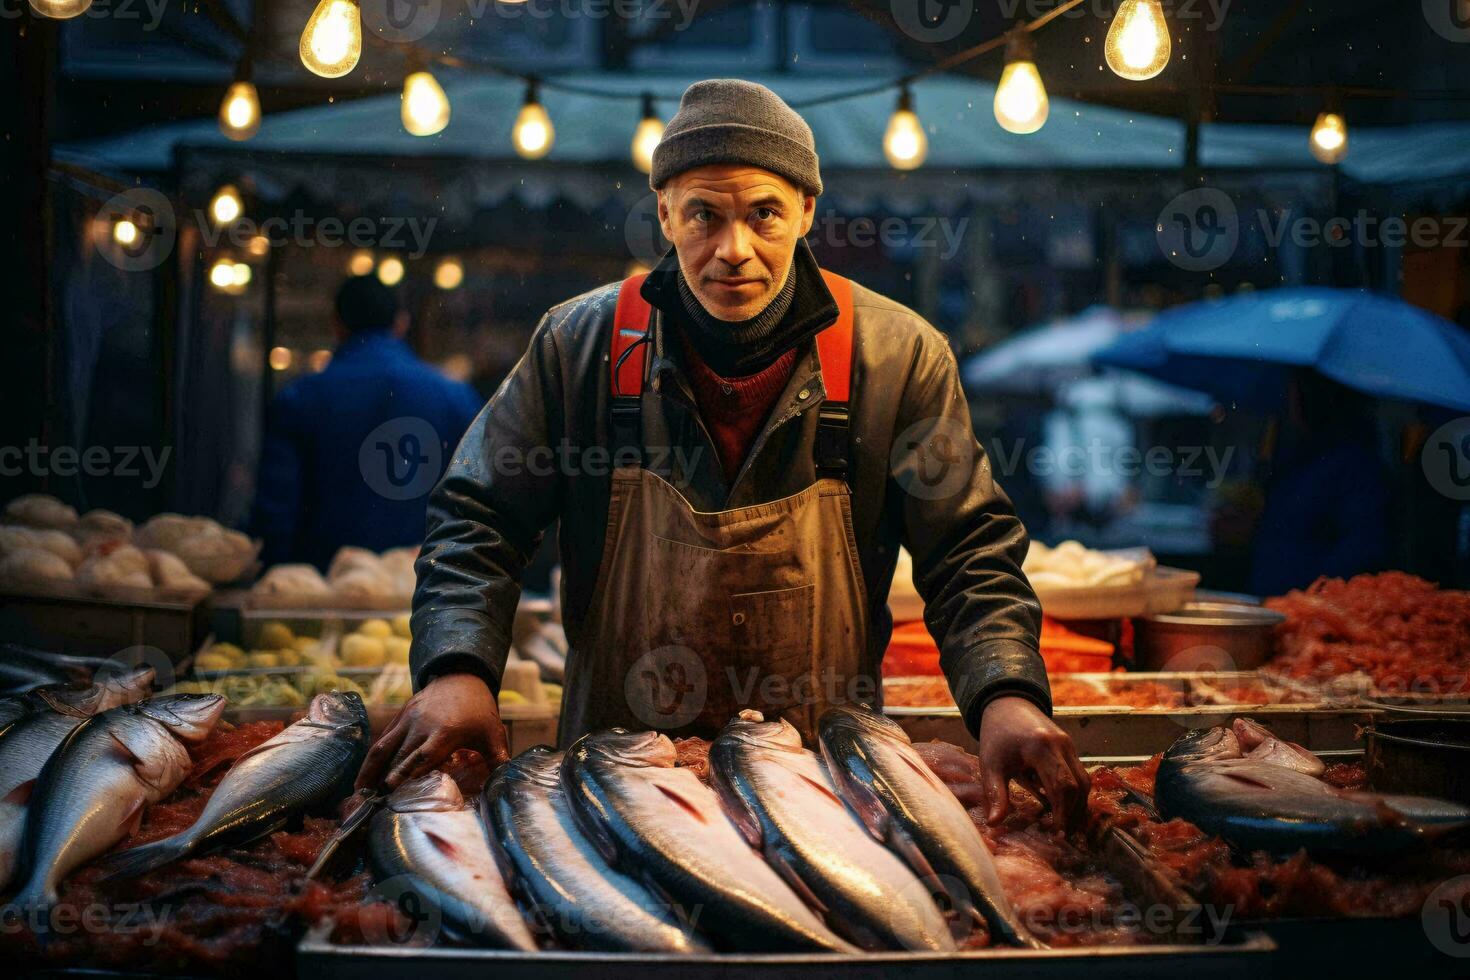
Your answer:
[1092,288,1470,414]
[55,72,1470,218]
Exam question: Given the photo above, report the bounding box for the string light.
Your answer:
[308,349,333,372]
[112,219,139,247]
[883,85,927,170]
[402,69,451,137]
[219,57,262,142]
[209,185,244,227]
[433,256,465,290]
[348,250,375,276]
[630,94,664,174]
[1309,110,1348,164]
[269,346,293,371]
[512,81,554,160]
[299,0,362,79]
[209,259,252,295]
[994,31,1049,135]
[377,255,405,286]
[1105,0,1171,81]
[27,0,92,18]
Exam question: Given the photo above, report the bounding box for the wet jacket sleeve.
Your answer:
[891,335,1051,737]
[409,315,566,694]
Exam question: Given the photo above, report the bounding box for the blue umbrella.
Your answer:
[1093,288,1470,413]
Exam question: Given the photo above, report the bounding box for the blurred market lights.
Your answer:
[246,235,271,258]
[209,185,244,227]
[309,349,333,373]
[377,256,405,286]
[402,71,451,137]
[209,259,252,295]
[348,250,375,276]
[1309,111,1349,164]
[433,257,465,290]
[112,219,140,248]
[1104,0,1171,81]
[219,81,262,141]
[631,95,664,175]
[299,0,362,79]
[883,86,927,171]
[269,346,294,371]
[995,32,1049,135]
[513,82,554,159]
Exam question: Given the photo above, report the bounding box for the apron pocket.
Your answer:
[726,584,815,716]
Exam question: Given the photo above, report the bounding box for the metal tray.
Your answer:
[885,672,1371,756]
[297,928,1275,980]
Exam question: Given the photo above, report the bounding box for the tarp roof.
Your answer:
[56,71,1470,213]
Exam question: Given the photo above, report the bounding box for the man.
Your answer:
[359,80,1088,828]
[252,275,482,570]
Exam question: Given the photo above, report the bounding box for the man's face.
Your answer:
[658,165,816,322]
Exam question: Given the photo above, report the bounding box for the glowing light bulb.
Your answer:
[209,185,243,227]
[27,0,93,18]
[348,250,375,276]
[630,95,663,174]
[377,256,405,286]
[299,0,362,79]
[995,33,1049,135]
[1309,111,1348,164]
[1105,0,1171,81]
[112,219,139,247]
[219,81,262,141]
[246,235,270,258]
[513,85,554,159]
[433,257,464,290]
[231,262,252,288]
[402,70,451,137]
[884,88,927,170]
[269,346,293,371]
[309,349,333,372]
[209,260,237,291]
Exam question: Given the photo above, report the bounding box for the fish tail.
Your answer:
[95,835,194,881]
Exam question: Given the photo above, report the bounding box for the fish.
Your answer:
[368,770,537,951]
[561,728,857,953]
[710,710,956,951]
[8,693,226,911]
[0,666,156,891]
[483,746,709,953]
[97,692,369,880]
[1156,718,1470,856]
[817,704,1043,949]
[0,665,155,730]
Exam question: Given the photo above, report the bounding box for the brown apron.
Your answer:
[557,273,871,746]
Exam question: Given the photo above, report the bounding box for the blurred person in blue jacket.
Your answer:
[252,275,482,569]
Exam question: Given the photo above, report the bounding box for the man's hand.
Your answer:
[976,695,1090,832]
[355,672,509,792]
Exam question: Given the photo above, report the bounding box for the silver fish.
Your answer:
[98,692,369,880]
[0,666,156,891]
[562,728,857,953]
[369,770,536,951]
[9,693,226,911]
[484,746,709,953]
[711,711,956,951]
[817,704,1043,949]
[1158,719,1470,856]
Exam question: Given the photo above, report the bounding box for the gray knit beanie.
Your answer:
[650,79,822,196]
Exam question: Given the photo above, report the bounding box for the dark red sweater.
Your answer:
[678,334,797,485]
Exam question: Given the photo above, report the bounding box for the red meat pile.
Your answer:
[1265,572,1470,696]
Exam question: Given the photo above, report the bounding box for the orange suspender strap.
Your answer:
[609,274,653,460]
[814,270,855,478]
[607,270,856,477]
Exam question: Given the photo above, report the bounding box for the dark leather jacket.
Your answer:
[411,266,1051,734]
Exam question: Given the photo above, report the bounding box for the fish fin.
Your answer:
[796,772,846,810]
[109,731,141,765]
[2,780,35,806]
[654,784,709,825]
[887,821,942,884]
[96,835,193,881]
[765,848,829,917]
[120,794,147,838]
[423,829,458,859]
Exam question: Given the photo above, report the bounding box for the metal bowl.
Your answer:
[1132,601,1286,672]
